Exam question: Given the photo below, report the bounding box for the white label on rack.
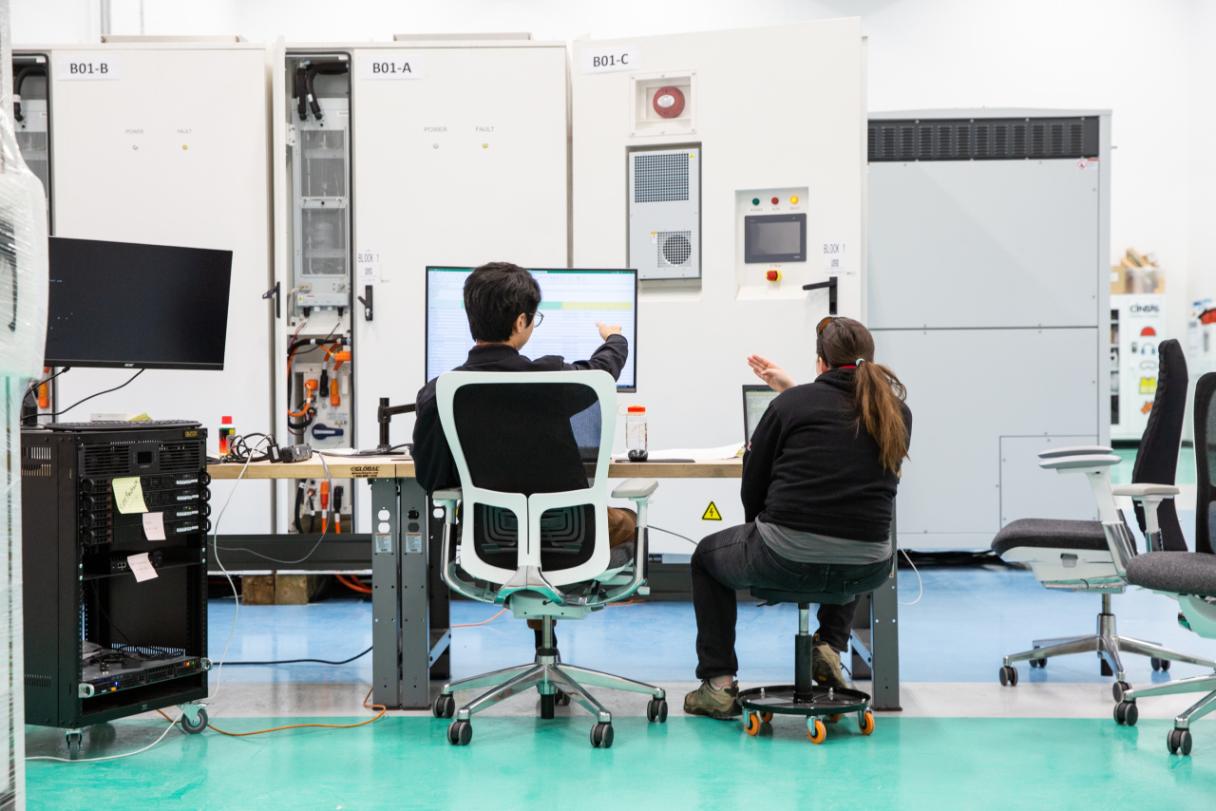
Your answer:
[142,512,166,541]
[580,45,640,74]
[56,55,120,80]
[357,249,379,284]
[127,553,158,583]
[358,54,425,80]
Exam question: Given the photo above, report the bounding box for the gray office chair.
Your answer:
[428,370,666,748]
[1114,371,1216,755]
[993,340,1213,696]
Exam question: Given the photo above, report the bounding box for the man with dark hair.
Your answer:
[412,260,636,550]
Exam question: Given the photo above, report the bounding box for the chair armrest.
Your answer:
[1038,445,1114,459]
[1039,453,1121,471]
[1112,484,1180,499]
[432,488,462,507]
[612,478,659,500]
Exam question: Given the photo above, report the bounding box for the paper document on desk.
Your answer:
[614,443,744,463]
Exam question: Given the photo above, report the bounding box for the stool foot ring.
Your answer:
[738,685,872,743]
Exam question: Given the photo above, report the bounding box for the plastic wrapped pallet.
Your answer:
[0,72,50,811]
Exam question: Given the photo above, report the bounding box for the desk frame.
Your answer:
[209,459,899,711]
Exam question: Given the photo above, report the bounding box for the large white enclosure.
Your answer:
[867,110,1111,550]
[572,20,866,554]
[272,39,570,530]
[24,40,275,533]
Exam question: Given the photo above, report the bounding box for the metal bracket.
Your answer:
[802,276,838,315]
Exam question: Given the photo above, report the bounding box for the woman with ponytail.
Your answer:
[685,317,912,720]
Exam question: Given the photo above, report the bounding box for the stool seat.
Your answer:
[751,588,854,606]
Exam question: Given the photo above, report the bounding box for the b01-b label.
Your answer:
[57,56,120,81]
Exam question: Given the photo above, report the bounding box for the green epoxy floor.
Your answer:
[25,716,1216,810]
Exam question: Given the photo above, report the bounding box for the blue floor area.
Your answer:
[210,566,1216,686]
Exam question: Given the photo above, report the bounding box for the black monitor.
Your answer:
[425,266,638,391]
[45,237,233,370]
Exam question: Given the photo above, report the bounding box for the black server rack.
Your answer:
[20,424,211,750]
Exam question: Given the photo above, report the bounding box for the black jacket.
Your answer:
[742,369,912,542]
[412,335,628,493]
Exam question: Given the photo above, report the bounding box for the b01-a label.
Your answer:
[56,56,120,80]
[358,54,425,80]
[580,44,640,74]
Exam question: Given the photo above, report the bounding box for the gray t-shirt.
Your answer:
[756,519,892,565]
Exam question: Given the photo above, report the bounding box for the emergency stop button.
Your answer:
[766,269,782,282]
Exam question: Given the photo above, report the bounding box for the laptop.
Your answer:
[742,385,780,445]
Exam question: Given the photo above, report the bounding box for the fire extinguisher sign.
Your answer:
[581,45,641,74]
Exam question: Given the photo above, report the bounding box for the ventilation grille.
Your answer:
[867,116,1099,162]
[82,445,129,477]
[657,231,693,267]
[159,442,203,473]
[633,152,690,203]
[22,445,53,478]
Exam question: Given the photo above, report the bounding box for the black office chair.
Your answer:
[1115,371,1216,755]
[736,565,890,745]
[992,340,1212,695]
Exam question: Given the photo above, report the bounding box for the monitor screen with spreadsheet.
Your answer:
[425,267,638,391]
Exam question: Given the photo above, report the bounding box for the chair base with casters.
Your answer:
[737,588,876,745]
[997,591,1216,700]
[994,512,1215,698]
[1112,555,1216,756]
[434,612,667,748]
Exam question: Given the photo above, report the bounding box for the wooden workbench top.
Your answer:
[207,456,742,480]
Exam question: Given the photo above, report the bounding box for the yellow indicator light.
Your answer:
[790,195,799,204]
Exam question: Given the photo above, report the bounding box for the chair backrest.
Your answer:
[435,370,617,587]
[1133,339,1188,551]
[1195,372,1216,556]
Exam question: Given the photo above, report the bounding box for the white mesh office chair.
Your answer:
[1113,372,1216,756]
[992,341,1213,696]
[428,371,667,748]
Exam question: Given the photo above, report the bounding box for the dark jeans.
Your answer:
[690,522,893,681]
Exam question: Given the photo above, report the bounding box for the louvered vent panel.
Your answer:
[867,116,1099,162]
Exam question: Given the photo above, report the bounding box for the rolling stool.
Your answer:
[737,588,875,745]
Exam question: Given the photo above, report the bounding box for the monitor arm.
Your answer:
[377,397,416,453]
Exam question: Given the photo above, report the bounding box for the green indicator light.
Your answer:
[751,197,760,206]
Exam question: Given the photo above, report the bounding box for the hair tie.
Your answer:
[855,358,866,366]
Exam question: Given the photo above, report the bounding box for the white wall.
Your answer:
[11,0,1214,358]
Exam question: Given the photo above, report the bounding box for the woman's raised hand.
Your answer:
[747,354,796,393]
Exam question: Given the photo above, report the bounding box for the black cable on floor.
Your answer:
[224,645,372,667]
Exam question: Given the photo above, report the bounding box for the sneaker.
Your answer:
[683,680,741,719]
[812,637,852,690]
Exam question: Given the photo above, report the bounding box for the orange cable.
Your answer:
[157,687,386,738]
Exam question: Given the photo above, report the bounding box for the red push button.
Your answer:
[770,196,780,205]
[766,269,781,282]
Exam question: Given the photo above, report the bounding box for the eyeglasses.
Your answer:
[532,311,545,327]
[816,316,837,336]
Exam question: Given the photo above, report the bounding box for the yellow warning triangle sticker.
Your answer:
[702,501,722,521]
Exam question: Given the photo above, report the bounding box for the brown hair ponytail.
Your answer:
[816,317,910,475]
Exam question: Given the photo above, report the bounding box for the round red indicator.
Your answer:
[652,86,686,119]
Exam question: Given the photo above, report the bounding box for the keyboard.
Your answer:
[44,419,202,431]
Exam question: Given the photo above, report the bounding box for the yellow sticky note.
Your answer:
[112,476,148,514]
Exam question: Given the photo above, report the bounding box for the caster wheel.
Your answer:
[447,720,472,746]
[555,690,572,707]
[744,711,763,737]
[65,731,83,756]
[1100,659,1114,677]
[998,665,1019,687]
[540,693,556,720]
[806,718,828,745]
[1030,658,1047,669]
[180,707,208,735]
[858,710,876,736]
[1150,657,1171,672]
[590,722,614,749]
[1167,728,1193,756]
[1113,701,1139,727]
[1112,681,1131,702]
[432,693,455,719]
[646,698,668,724]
